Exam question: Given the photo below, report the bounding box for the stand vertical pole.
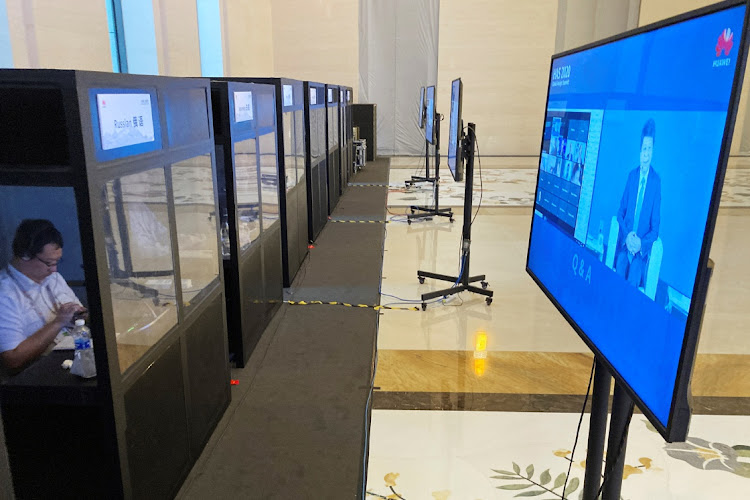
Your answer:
[425,137,431,179]
[601,384,634,500]
[582,359,611,500]
[433,113,441,209]
[460,123,476,286]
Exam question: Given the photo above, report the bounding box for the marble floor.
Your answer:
[366,156,750,499]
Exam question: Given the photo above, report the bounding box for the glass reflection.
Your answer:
[234,138,261,249]
[283,113,296,190]
[171,154,220,307]
[294,109,305,182]
[328,107,339,150]
[101,167,178,373]
[258,133,280,228]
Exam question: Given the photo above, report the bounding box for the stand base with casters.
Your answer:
[417,269,493,310]
[407,113,454,224]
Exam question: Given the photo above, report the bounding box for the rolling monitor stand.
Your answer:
[405,137,433,186]
[407,113,454,224]
[416,123,492,310]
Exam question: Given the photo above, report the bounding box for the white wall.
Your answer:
[437,0,558,156]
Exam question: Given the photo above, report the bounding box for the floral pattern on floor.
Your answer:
[366,410,750,499]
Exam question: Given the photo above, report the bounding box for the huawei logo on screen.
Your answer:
[713,28,734,67]
[716,28,734,56]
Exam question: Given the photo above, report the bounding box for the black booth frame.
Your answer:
[210,80,284,367]
[525,0,750,443]
[0,70,230,499]
[304,81,330,242]
[325,83,342,213]
[218,77,309,288]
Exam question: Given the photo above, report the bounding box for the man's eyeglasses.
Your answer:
[34,256,63,268]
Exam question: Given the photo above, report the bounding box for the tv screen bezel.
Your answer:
[419,86,426,129]
[524,0,750,442]
[447,78,464,182]
[424,85,436,145]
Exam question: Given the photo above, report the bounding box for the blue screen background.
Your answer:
[527,5,745,426]
[447,79,461,180]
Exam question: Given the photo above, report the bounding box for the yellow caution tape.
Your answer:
[252,299,418,311]
[329,220,389,224]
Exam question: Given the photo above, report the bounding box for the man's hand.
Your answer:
[54,303,86,328]
[631,234,642,254]
[625,232,636,254]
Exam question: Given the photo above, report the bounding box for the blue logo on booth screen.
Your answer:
[528,5,745,426]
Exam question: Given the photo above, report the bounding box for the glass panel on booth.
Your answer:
[101,167,178,374]
[258,133,280,228]
[283,113,297,190]
[171,154,220,308]
[233,138,261,250]
[294,110,306,181]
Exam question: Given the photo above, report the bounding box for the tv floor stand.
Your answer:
[417,123,492,308]
[407,113,454,224]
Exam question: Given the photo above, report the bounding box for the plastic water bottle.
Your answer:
[70,319,96,379]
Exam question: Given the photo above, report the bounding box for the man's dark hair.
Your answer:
[12,219,64,258]
[641,118,656,146]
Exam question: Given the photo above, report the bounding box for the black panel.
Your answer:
[238,244,265,365]
[285,188,300,286]
[352,104,376,161]
[328,149,340,212]
[185,292,230,457]
[2,403,121,498]
[262,225,284,319]
[125,341,190,500]
[165,87,210,147]
[0,86,70,166]
[296,184,309,261]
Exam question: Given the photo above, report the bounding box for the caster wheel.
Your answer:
[407,219,412,225]
[486,297,493,306]
[418,277,425,284]
[481,281,488,289]
[450,218,454,223]
[411,209,415,214]
[421,303,427,311]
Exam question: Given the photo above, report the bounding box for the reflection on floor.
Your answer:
[368,156,750,499]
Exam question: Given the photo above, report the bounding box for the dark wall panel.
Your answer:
[185,292,230,457]
[125,341,190,500]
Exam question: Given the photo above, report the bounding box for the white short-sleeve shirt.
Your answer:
[0,264,82,353]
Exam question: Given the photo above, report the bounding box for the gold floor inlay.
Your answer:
[374,350,750,398]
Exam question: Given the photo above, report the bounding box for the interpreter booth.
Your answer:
[325,84,341,212]
[221,78,308,288]
[341,86,354,190]
[304,81,329,242]
[210,80,283,367]
[0,70,229,499]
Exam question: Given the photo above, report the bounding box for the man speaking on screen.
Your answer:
[615,118,661,288]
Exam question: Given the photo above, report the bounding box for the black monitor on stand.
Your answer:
[406,85,435,187]
[407,85,454,223]
[416,78,492,308]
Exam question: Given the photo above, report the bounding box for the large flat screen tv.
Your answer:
[526,0,748,442]
[447,78,464,182]
[418,86,426,129]
[424,85,436,144]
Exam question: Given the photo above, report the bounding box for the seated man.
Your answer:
[615,119,662,288]
[0,220,86,376]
